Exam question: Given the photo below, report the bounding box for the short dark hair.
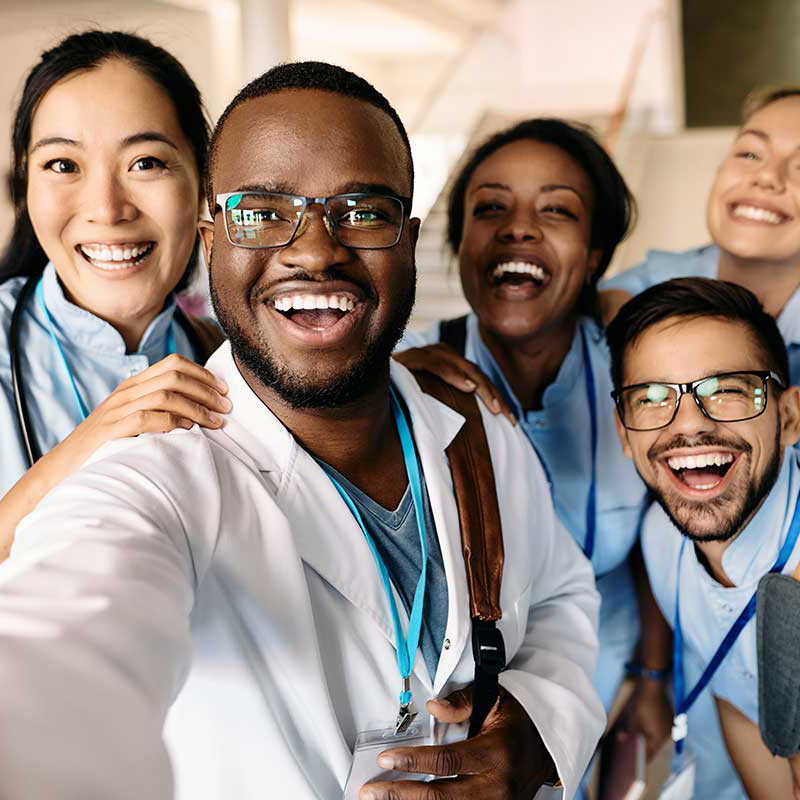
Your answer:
[446,118,635,315]
[0,30,210,290]
[206,61,413,213]
[606,277,790,391]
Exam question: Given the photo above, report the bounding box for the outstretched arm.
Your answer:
[0,436,217,799]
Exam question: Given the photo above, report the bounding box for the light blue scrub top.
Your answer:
[0,262,198,498]
[604,244,800,385]
[641,450,800,799]
[402,313,648,710]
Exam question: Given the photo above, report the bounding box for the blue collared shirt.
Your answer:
[642,448,800,726]
[401,313,648,711]
[403,313,647,577]
[0,263,198,497]
[604,244,800,384]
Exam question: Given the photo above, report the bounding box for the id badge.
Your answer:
[658,747,696,800]
[343,723,433,799]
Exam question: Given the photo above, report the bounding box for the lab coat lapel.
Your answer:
[282,367,473,693]
[283,446,401,648]
[207,345,472,693]
[207,345,399,649]
[390,364,473,692]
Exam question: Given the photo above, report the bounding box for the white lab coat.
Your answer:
[0,342,603,800]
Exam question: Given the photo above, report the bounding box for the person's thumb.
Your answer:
[427,687,473,723]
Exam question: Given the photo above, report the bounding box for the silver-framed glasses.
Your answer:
[214,191,411,250]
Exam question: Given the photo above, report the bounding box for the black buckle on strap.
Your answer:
[469,620,506,738]
[472,619,506,674]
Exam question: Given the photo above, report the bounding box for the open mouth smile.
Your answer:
[77,242,155,271]
[487,259,552,297]
[661,449,740,494]
[268,285,366,346]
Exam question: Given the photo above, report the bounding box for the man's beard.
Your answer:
[209,260,416,409]
[648,430,782,543]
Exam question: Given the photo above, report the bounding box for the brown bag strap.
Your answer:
[410,369,504,620]
[411,369,506,736]
[175,309,226,362]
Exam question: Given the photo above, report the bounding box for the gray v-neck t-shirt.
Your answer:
[317,458,449,682]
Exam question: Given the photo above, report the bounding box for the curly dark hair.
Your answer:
[446,118,636,317]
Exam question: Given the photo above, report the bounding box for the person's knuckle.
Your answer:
[166,368,187,386]
[134,409,153,426]
[432,748,461,776]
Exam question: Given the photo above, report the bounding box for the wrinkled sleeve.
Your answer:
[485,410,604,799]
[0,433,218,800]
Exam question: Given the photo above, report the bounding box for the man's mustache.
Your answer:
[647,432,751,461]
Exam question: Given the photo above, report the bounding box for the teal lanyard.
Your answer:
[36,276,176,423]
[671,496,800,752]
[325,387,429,710]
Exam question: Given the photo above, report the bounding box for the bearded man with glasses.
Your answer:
[607,277,800,799]
[0,61,603,800]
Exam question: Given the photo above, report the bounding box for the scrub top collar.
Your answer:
[689,244,800,348]
[710,452,797,588]
[468,312,598,416]
[778,285,800,349]
[40,262,179,359]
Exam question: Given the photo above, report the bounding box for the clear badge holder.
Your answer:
[343,722,434,799]
[658,746,696,800]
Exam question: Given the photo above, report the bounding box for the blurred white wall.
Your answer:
[0,0,712,282]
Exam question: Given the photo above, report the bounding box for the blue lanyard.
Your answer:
[325,387,428,710]
[672,494,800,752]
[578,325,598,560]
[36,276,176,422]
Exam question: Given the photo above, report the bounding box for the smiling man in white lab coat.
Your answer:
[0,62,603,800]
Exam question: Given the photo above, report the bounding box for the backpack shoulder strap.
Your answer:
[175,308,226,362]
[438,314,469,357]
[411,369,503,620]
[410,369,505,737]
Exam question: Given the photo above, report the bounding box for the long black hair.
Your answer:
[0,30,210,290]
[447,118,636,318]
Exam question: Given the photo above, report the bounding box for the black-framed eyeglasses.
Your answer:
[213,191,412,250]
[612,370,786,432]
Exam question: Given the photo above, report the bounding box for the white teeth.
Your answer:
[80,243,153,269]
[492,261,546,281]
[733,204,784,225]
[667,452,735,470]
[273,294,357,313]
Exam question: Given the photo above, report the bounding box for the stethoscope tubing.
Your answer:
[10,272,42,467]
[9,271,204,470]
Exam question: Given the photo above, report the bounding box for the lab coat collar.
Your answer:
[40,261,178,357]
[206,341,465,477]
[205,342,472,693]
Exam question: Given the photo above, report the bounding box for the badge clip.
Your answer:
[394,677,418,735]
